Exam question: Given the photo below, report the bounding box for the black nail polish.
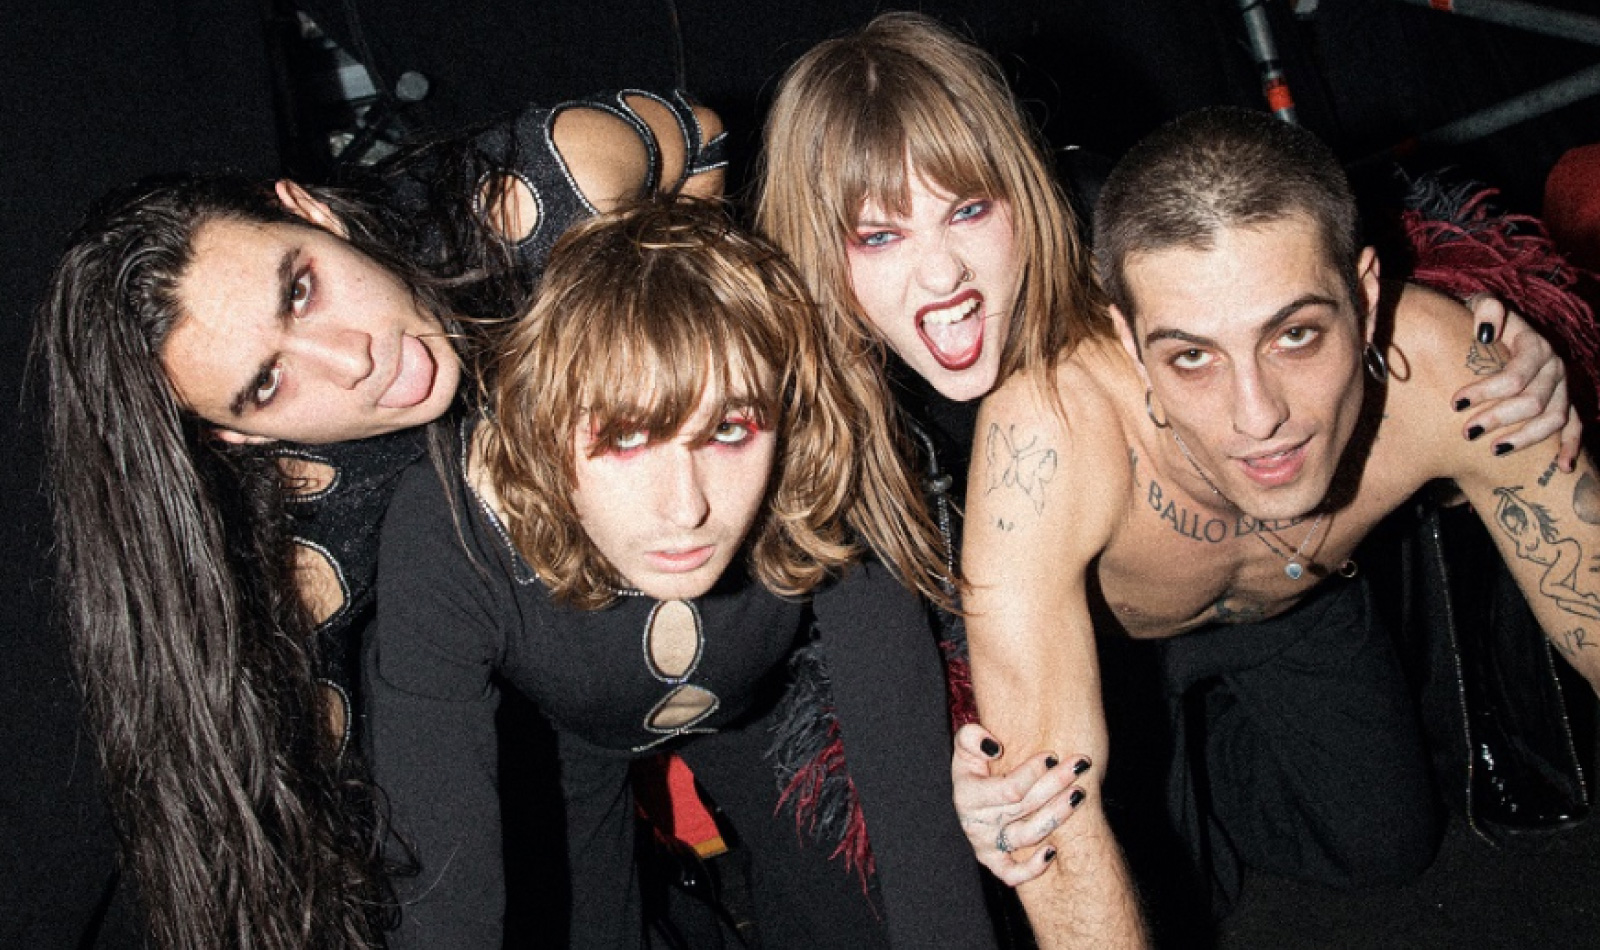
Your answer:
[1494,443,1513,457]
[1454,398,1470,412]
[980,737,1001,758]
[1072,758,1091,776]
[1477,322,1495,345]
[1044,755,1059,770]
[1043,847,1058,864]
[1466,425,1484,441]
[1068,788,1086,808]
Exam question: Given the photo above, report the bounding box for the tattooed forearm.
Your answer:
[1538,458,1560,488]
[985,423,1059,515]
[1554,627,1596,658]
[1491,485,1600,621]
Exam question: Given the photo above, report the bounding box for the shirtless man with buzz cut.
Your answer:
[956,106,1600,949]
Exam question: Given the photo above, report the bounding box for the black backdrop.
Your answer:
[3,1,1596,943]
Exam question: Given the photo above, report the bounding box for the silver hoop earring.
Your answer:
[1145,387,1170,429]
[1363,343,1388,383]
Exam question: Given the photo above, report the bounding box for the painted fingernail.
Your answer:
[1454,398,1470,412]
[1477,322,1495,345]
[1043,847,1058,864]
[1466,425,1484,441]
[980,737,1001,758]
[1068,788,1087,808]
[1494,443,1513,456]
[1072,758,1091,776]
[1044,755,1059,770]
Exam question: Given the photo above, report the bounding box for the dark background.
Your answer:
[3,0,1597,945]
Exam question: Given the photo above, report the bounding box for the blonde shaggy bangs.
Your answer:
[484,198,892,609]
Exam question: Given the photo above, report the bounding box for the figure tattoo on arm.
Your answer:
[985,424,1059,517]
[1491,485,1600,623]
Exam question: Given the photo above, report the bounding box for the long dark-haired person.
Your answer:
[36,91,722,949]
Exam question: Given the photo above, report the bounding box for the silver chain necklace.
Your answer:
[1170,430,1350,581]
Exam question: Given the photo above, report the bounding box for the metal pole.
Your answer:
[1240,0,1300,123]
[1392,0,1600,48]
[1355,61,1600,167]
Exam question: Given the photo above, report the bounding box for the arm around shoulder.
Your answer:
[1396,288,1600,699]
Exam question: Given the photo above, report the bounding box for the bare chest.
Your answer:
[1095,454,1400,638]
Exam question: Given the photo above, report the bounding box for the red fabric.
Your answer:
[1544,144,1600,273]
[1402,185,1600,422]
[633,753,726,855]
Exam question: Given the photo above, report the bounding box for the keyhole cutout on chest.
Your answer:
[643,600,716,733]
[646,600,701,680]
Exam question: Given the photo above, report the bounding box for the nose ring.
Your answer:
[959,264,973,283]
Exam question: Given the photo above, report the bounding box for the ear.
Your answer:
[1356,246,1381,342]
[211,426,276,446]
[1110,304,1153,389]
[274,180,349,238]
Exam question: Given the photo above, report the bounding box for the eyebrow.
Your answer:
[1142,293,1342,349]
[226,249,298,417]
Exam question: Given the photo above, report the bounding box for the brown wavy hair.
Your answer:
[755,11,1112,384]
[482,197,951,609]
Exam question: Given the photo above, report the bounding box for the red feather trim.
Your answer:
[775,725,875,891]
[1402,186,1600,421]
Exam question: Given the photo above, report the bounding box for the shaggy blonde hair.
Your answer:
[482,198,951,609]
[755,11,1111,384]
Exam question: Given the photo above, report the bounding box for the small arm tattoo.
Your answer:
[985,423,1059,515]
[1466,339,1508,376]
[1554,627,1596,658]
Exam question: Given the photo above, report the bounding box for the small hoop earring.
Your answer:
[1363,342,1388,383]
[1145,387,1170,429]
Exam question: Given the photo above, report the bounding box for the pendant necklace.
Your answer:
[1170,430,1355,580]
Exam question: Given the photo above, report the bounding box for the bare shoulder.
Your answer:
[970,342,1132,551]
[1379,281,1514,477]
[549,105,655,211]
[1386,282,1500,398]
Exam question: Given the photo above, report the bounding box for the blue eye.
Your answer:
[952,200,990,222]
[613,430,649,451]
[854,230,897,248]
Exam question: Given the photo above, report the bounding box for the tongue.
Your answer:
[922,313,983,365]
[378,335,437,409]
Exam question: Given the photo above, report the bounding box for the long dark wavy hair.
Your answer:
[32,173,474,949]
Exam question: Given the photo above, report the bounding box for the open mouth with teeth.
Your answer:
[916,291,986,371]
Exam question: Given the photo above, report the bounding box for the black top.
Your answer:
[270,89,726,698]
[366,426,996,949]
